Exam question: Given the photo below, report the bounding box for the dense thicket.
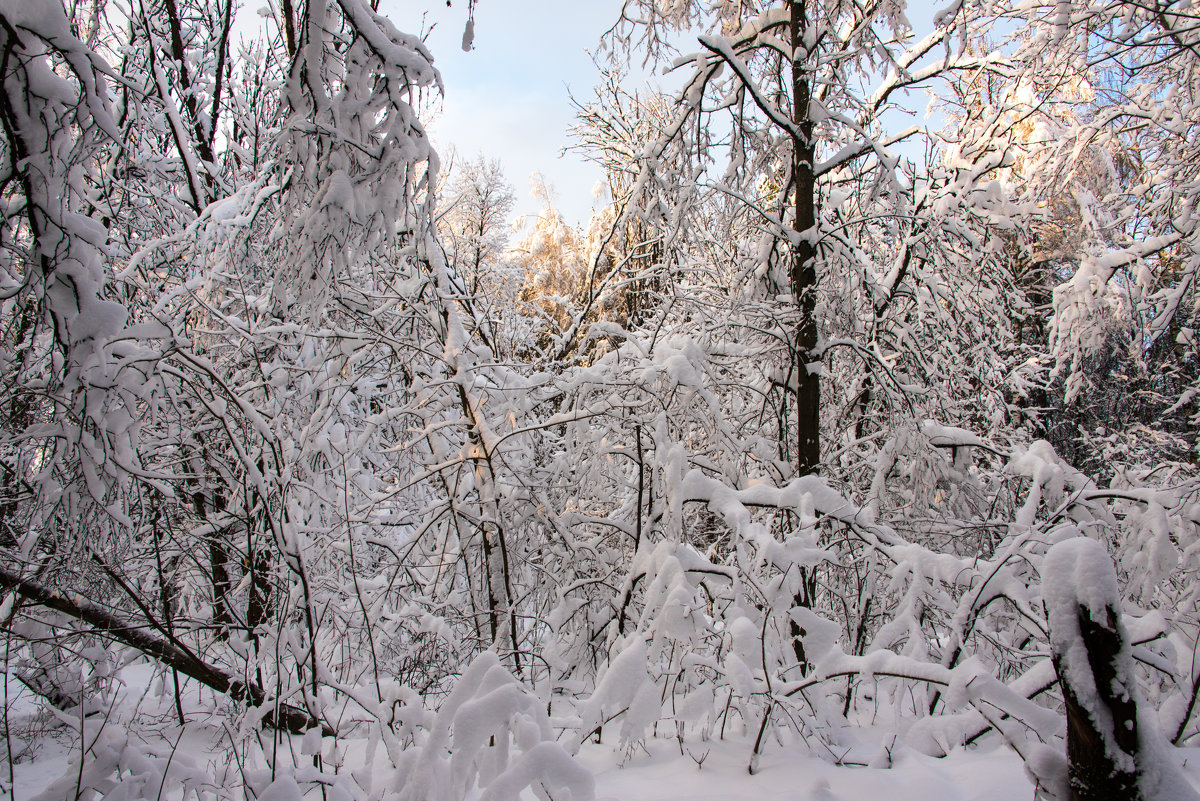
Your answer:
[1,1,1198,800]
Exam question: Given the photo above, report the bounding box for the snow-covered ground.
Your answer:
[1,726,1047,801]
[6,661,1199,801]
[581,736,1032,801]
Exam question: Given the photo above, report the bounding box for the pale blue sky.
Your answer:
[236,2,945,229]
[376,2,946,228]
[382,1,627,227]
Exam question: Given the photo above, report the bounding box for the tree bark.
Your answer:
[786,0,822,682]
[194,491,233,638]
[790,0,820,476]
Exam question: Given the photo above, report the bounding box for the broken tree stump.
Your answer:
[1044,537,1142,801]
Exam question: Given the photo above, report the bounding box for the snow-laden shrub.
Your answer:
[393,652,593,801]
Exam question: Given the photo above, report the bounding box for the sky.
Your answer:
[234,1,944,230]
[373,1,946,229]
[380,1,629,228]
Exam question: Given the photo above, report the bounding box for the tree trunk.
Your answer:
[194,491,232,638]
[790,0,820,476]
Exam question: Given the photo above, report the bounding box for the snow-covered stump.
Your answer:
[1044,538,1142,801]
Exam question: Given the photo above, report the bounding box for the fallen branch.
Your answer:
[0,565,327,735]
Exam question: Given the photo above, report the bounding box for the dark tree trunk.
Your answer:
[790,0,820,476]
[194,491,232,638]
[785,0,822,681]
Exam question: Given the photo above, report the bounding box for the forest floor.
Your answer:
[5,662,1199,801]
[578,733,1031,801]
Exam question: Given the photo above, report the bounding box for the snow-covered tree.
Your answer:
[4,2,1200,799]
[441,154,516,297]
